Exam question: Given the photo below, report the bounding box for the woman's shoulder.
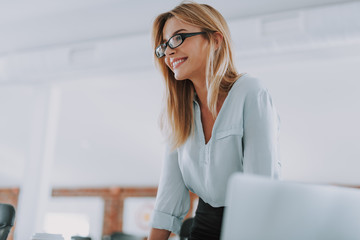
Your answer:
[232,73,269,96]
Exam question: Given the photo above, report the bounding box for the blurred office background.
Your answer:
[0,0,359,240]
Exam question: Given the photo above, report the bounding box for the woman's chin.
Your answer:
[174,72,188,81]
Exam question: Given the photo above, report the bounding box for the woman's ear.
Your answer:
[213,32,223,50]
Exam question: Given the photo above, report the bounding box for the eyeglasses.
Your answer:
[155,32,206,58]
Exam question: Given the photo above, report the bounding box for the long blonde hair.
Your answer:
[152,1,240,149]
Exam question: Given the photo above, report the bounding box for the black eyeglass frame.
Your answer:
[155,32,206,58]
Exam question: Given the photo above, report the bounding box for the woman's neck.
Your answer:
[192,79,208,108]
[192,79,228,114]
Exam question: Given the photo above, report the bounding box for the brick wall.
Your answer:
[52,187,198,236]
[0,187,198,239]
[52,187,161,235]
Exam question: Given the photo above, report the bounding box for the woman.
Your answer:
[148,2,281,240]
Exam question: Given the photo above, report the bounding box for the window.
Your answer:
[44,197,104,240]
[44,213,90,240]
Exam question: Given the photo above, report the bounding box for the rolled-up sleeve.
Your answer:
[243,83,281,178]
[151,146,190,234]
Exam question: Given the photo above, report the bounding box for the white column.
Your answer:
[15,84,62,240]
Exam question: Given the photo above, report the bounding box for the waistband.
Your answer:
[196,198,225,215]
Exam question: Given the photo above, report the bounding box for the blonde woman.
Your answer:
[149,2,281,240]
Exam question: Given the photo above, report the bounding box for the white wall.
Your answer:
[0,1,360,189]
[51,70,165,187]
[239,54,360,185]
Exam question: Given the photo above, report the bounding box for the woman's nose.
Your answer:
[164,46,175,56]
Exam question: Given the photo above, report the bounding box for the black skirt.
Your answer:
[189,198,225,240]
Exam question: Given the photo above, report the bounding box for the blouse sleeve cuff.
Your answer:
[151,209,183,235]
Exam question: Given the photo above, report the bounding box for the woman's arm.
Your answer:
[148,228,171,240]
[243,85,281,178]
[150,147,190,234]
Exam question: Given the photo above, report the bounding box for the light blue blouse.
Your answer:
[151,73,281,234]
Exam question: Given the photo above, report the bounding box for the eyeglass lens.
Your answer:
[155,32,205,58]
[156,34,183,58]
[168,35,183,48]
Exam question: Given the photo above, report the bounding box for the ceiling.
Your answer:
[0,0,357,54]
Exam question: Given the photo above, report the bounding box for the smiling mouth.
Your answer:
[172,57,188,69]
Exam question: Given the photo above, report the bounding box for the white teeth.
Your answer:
[172,58,186,69]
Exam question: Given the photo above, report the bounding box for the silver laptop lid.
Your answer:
[221,174,360,240]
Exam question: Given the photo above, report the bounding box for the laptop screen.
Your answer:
[221,174,360,240]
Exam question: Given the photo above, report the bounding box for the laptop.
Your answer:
[221,174,360,240]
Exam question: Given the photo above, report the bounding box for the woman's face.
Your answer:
[162,17,209,81]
